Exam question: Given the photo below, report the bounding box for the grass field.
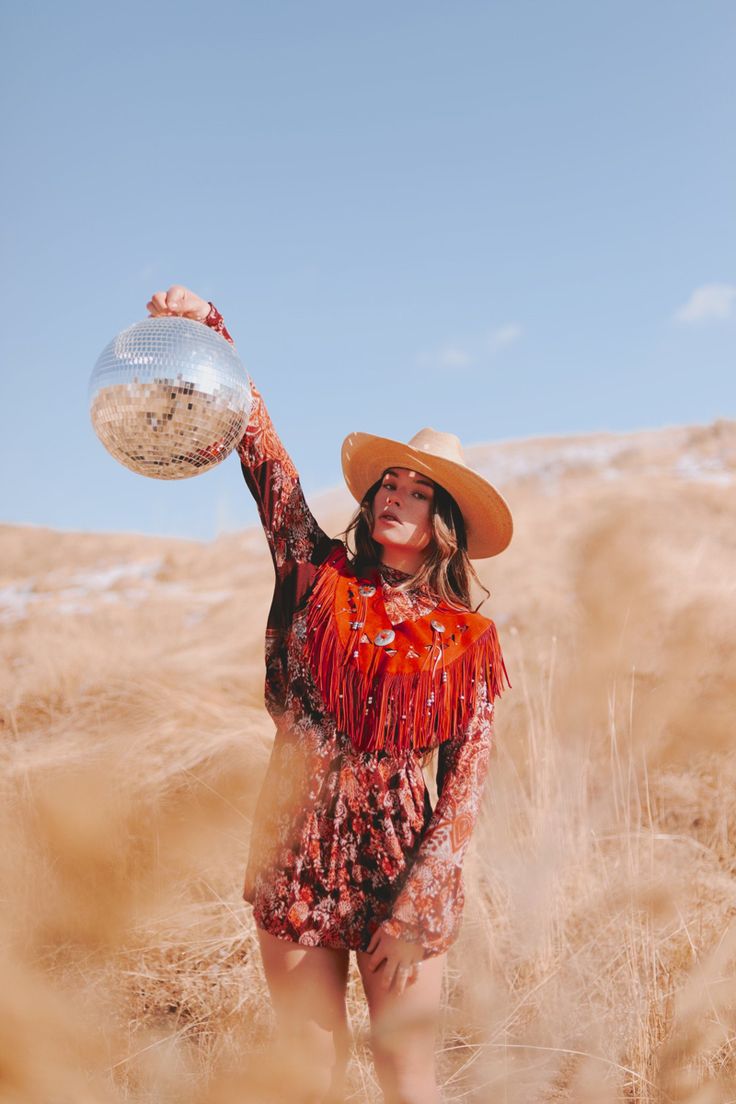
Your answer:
[2,416,735,1102]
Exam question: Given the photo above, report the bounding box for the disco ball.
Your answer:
[89,315,252,479]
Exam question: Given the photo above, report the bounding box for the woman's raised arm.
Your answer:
[202,302,333,580]
[146,285,333,582]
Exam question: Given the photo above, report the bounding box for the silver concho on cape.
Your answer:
[88,315,252,479]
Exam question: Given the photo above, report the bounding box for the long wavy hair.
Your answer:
[337,470,492,770]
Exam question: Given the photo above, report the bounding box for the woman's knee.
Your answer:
[273,1019,349,1102]
[256,931,351,1099]
[370,1025,439,1104]
[370,1060,438,1104]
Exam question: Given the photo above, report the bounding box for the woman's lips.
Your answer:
[379,514,400,524]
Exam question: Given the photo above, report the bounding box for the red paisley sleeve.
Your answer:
[203,301,234,343]
[203,302,330,577]
[378,677,495,958]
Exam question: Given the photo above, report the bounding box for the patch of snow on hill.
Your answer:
[0,582,35,624]
[674,454,733,485]
[469,422,734,490]
[0,558,230,623]
[471,438,633,487]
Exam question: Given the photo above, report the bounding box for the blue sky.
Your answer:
[2,0,734,541]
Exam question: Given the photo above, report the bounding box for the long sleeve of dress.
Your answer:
[378,675,495,957]
[203,303,336,721]
[203,302,332,579]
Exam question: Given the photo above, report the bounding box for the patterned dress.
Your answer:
[205,303,498,960]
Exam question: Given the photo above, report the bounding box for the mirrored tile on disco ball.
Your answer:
[89,316,252,479]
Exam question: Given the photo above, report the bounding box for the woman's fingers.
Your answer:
[366,928,424,992]
[167,284,211,319]
[367,948,421,994]
[147,290,170,316]
[394,963,413,996]
[165,285,189,313]
[381,957,417,994]
[367,929,389,969]
[146,285,210,320]
[368,945,386,971]
[381,958,398,991]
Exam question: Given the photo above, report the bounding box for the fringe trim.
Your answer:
[305,550,511,753]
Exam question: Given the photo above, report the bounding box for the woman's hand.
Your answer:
[146,284,211,322]
[365,926,424,996]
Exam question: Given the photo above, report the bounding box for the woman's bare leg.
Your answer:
[356,948,446,1104]
[256,927,351,1104]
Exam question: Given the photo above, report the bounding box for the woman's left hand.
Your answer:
[365,926,424,995]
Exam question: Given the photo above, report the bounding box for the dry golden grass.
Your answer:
[1,418,735,1102]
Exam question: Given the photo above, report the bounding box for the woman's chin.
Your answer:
[373,534,403,550]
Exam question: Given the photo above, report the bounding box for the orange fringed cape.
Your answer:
[304,545,511,753]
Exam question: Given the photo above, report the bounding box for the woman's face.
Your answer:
[371,467,436,558]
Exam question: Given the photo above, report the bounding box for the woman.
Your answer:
[146,285,513,1104]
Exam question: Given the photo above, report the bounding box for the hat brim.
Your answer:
[341,431,513,559]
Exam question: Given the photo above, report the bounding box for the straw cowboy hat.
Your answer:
[341,426,513,559]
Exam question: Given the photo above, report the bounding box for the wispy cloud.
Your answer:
[415,343,474,370]
[437,345,473,368]
[487,323,523,354]
[416,322,522,371]
[674,283,736,323]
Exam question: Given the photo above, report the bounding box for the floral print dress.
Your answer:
[205,304,498,960]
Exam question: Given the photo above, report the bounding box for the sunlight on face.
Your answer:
[371,467,436,570]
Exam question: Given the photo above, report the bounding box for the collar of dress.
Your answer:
[304,544,510,753]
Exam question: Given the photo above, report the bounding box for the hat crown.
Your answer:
[405,427,468,469]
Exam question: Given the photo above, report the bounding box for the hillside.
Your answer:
[1,416,735,1102]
